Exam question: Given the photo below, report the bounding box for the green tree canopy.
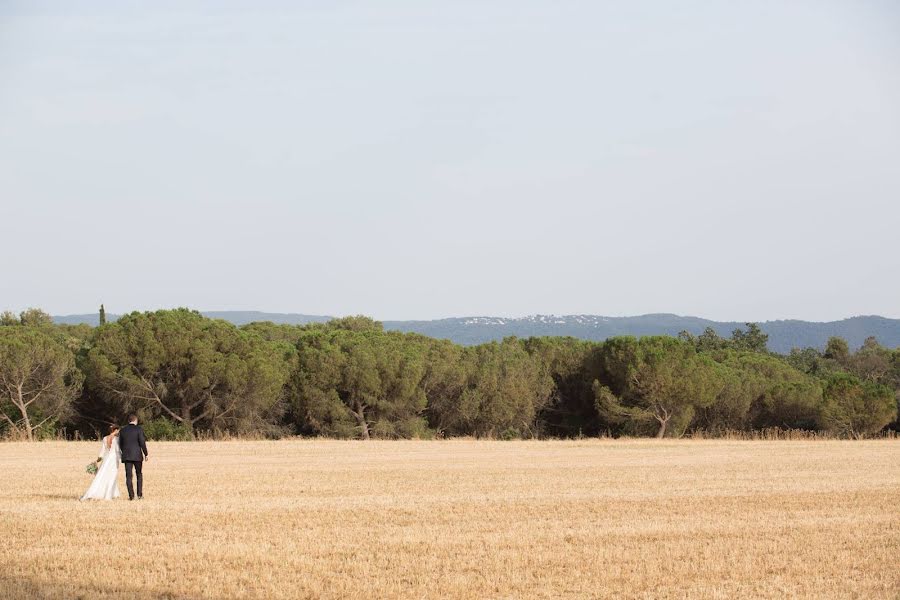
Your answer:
[0,308,54,328]
[847,337,893,383]
[326,315,384,333]
[0,327,82,440]
[241,321,308,344]
[821,373,896,438]
[715,351,824,430]
[824,337,850,364]
[291,328,428,439]
[696,327,730,352]
[594,337,722,438]
[730,323,769,353]
[85,309,290,435]
[523,337,603,436]
[0,305,895,441]
[431,338,554,438]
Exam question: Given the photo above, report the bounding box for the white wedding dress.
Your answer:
[80,435,121,501]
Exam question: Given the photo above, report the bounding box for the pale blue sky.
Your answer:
[1,1,898,321]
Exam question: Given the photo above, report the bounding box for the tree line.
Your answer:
[1,308,897,441]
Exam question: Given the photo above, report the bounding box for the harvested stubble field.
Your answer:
[0,440,897,599]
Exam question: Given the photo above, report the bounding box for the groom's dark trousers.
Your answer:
[124,461,143,499]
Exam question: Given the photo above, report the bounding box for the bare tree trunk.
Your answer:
[352,401,370,440]
[181,405,195,437]
[655,419,668,439]
[654,406,670,439]
[15,385,34,441]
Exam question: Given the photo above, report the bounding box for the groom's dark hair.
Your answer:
[128,414,138,423]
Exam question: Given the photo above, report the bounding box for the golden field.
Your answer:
[0,440,897,599]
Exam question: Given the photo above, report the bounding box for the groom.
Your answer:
[119,414,149,500]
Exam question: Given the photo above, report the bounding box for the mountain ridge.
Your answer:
[51,311,900,353]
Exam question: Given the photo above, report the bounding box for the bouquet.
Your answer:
[85,461,98,475]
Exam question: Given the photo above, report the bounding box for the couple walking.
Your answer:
[80,414,149,501]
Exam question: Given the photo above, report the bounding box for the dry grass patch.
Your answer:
[0,439,897,599]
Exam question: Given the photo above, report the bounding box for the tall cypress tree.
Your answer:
[99,304,106,326]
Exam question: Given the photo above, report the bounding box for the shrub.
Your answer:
[143,418,193,441]
[499,427,521,440]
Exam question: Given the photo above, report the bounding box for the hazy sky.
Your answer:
[1,1,898,321]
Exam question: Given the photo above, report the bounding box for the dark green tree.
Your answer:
[821,373,896,438]
[291,328,428,439]
[417,337,467,435]
[694,358,765,432]
[326,315,384,333]
[696,327,730,352]
[523,337,603,436]
[430,338,554,438]
[85,309,290,436]
[890,349,900,431]
[717,351,823,430]
[847,337,892,383]
[0,327,82,440]
[730,323,768,353]
[241,321,307,344]
[824,337,850,365]
[594,337,722,438]
[0,308,54,328]
[785,347,826,376]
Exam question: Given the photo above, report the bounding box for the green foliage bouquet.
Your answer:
[85,461,98,476]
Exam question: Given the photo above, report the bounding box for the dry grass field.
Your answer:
[0,440,897,599]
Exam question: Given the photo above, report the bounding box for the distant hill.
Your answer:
[52,312,900,353]
[382,314,900,353]
[201,311,333,326]
[53,311,332,327]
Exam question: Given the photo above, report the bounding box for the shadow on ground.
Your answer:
[0,575,192,600]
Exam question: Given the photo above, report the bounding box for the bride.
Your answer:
[81,424,121,501]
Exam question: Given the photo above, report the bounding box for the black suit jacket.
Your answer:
[119,424,148,462]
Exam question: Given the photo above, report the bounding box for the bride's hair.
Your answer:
[109,424,119,434]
